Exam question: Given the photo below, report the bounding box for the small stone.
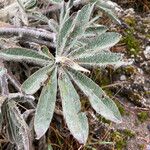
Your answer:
[147,124,150,132]
[147,145,150,150]
[124,8,135,17]
[144,46,150,59]
[120,75,126,81]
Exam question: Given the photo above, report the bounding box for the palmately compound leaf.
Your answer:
[58,68,89,144]
[22,65,54,95]
[2,100,32,150]
[0,1,124,145]
[34,68,57,139]
[67,69,122,123]
[74,51,123,67]
[68,32,121,58]
[0,48,51,66]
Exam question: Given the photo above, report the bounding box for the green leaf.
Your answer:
[34,68,57,139]
[95,1,121,24]
[59,0,74,25]
[56,16,73,55]
[41,46,55,60]
[48,19,59,33]
[71,3,94,37]
[98,5,121,24]
[24,0,37,10]
[67,69,122,123]
[84,25,108,36]
[48,144,53,150]
[58,69,89,144]
[30,11,49,23]
[2,100,31,150]
[58,0,75,47]
[22,65,54,95]
[86,32,121,50]
[74,51,123,67]
[0,48,51,66]
[0,67,7,77]
[64,3,95,53]
[69,32,121,57]
[48,0,63,4]
[70,25,108,50]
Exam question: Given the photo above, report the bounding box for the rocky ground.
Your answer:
[94,2,150,150]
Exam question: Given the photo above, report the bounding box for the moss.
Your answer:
[146,34,150,39]
[129,93,143,106]
[137,112,149,123]
[124,66,136,76]
[124,17,136,27]
[138,144,145,150]
[111,129,135,150]
[96,115,111,124]
[111,131,127,150]
[101,117,111,124]
[122,30,141,56]
[115,101,128,116]
[92,69,111,87]
[116,140,127,150]
[122,129,135,138]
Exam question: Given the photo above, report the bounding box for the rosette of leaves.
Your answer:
[0,1,124,144]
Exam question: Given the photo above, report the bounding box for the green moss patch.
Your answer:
[111,129,135,150]
[122,30,141,56]
[137,112,149,123]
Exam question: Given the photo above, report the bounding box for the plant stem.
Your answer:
[6,70,22,92]
[0,27,56,40]
[19,37,55,48]
[0,60,9,96]
[0,74,9,96]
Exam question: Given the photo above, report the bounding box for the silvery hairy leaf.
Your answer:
[22,65,54,95]
[1,100,32,150]
[58,68,89,144]
[74,51,123,67]
[68,32,121,57]
[0,48,51,66]
[67,69,122,123]
[34,68,57,139]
